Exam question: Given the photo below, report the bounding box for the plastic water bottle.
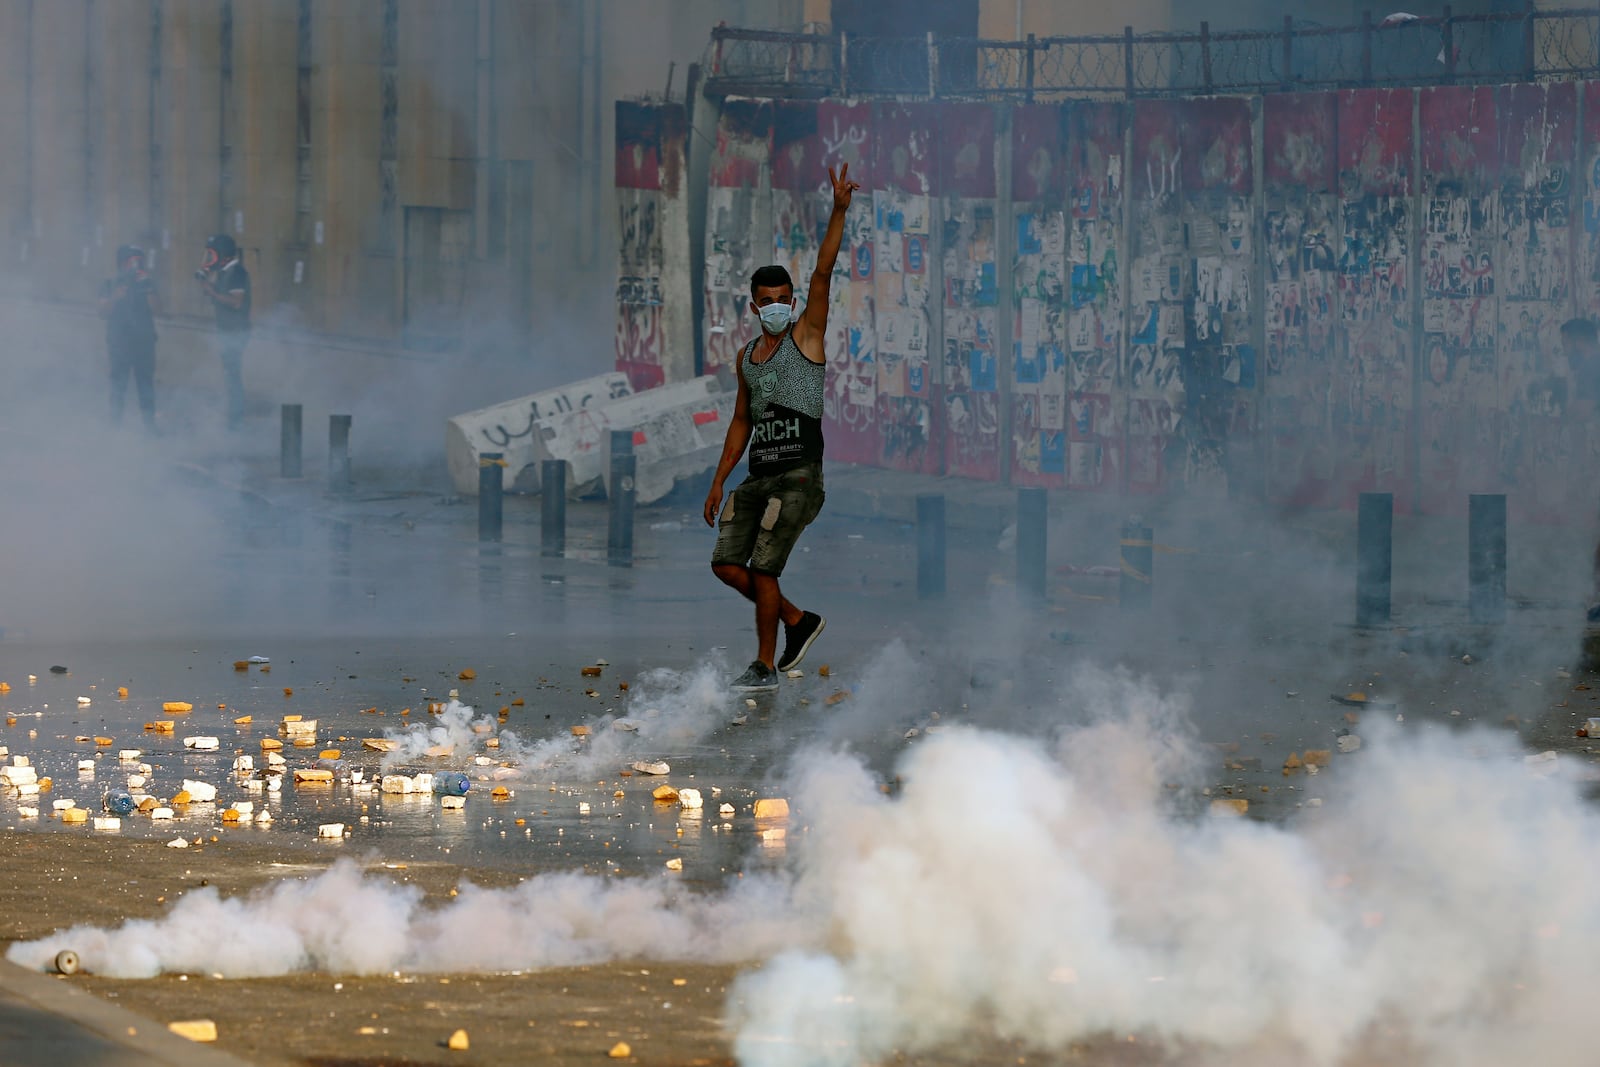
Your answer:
[433,771,470,796]
[103,789,135,816]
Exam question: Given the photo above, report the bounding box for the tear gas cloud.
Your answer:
[15,665,1600,1066]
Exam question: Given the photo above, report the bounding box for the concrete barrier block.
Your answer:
[445,372,633,495]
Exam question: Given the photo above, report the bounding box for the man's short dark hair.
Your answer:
[1561,317,1598,344]
[749,265,793,298]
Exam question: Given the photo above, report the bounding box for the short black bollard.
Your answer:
[916,493,946,599]
[280,403,302,479]
[1119,518,1153,611]
[607,429,636,567]
[541,459,567,558]
[1356,491,1393,627]
[1468,492,1507,625]
[327,414,352,494]
[478,452,504,543]
[1016,487,1047,602]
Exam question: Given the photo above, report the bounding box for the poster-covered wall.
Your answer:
[632,83,1600,521]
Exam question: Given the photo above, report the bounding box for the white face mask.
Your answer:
[756,300,793,334]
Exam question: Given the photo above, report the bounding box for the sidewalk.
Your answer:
[0,960,252,1067]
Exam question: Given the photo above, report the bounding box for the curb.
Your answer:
[0,958,254,1067]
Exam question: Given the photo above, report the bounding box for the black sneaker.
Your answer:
[731,660,779,693]
[776,612,826,672]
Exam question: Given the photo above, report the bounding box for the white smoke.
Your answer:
[495,655,733,776]
[5,860,805,980]
[730,673,1600,1067]
[378,699,496,769]
[13,665,1600,1067]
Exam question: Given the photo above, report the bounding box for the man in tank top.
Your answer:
[704,163,860,692]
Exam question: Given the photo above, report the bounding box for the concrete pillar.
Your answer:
[0,0,33,288]
[232,0,299,317]
[158,0,223,317]
[30,0,92,301]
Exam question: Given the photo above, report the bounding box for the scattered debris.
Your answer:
[753,798,789,819]
[168,1020,218,1043]
[1337,735,1363,754]
[678,788,703,810]
[630,760,670,776]
[665,858,683,871]
[609,1042,632,1059]
[446,1028,470,1051]
[652,785,679,803]
[1209,798,1249,817]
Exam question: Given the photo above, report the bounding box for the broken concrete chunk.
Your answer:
[678,788,703,810]
[362,738,397,752]
[183,736,220,751]
[182,780,218,803]
[753,798,789,819]
[447,1028,469,1051]
[168,1020,218,1043]
[1303,749,1331,767]
[440,795,466,810]
[61,808,88,825]
[718,803,735,817]
[1209,798,1250,817]
[652,785,679,803]
[318,822,346,838]
[162,702,194,714]
[570,725,591,737]
[294,769,334,784]
[631,760,670,776]
[609,1042,632,1059]
[665,857,683,871]
[165,836,188,847]
[93,816,121,831]
[1337,735,1362,754]
[151,807,174,820]
[381,775,416,794]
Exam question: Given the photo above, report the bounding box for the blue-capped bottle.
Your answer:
[103,789,136,816]
[433,771,470,796]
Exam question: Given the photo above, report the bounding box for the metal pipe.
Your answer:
[1468,493,1506,625]
[541,459,566,558]
[1120,518,1153,611]
[1016,488,1047,602]
[327,414,351,494]
[478,451,503,543]
[280,403,302,478]
[607,429,635,567]
[1356,492,1393,627]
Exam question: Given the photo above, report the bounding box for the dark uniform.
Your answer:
[101,245,158,430]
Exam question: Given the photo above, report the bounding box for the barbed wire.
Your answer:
[701,10,1600,100]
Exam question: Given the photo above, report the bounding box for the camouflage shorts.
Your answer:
[710,463,825,577]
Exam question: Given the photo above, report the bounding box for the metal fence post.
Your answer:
[1468,493,1507,625]
[927,30,938,98]
[1200,21,1213,93]
[1356,492,1393,627]
[916,493,945,599]
[1123,25,1135,97]
[839,31,849,97]
[478,452,503,543]
[607,429,636,567]
[1025,33,1036,102]
[280,403,302,479]
[1281,15,1293,90]
[540,459,566,559]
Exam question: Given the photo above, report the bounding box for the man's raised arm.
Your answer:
[798,163,860,344]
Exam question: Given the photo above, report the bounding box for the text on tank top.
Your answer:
[742,329,825,476]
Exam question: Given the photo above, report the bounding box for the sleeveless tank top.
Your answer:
[741,329,825,477]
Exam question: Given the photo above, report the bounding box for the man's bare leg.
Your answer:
[751,572,785,669]
[712,563,804,630]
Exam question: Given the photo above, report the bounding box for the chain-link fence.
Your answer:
[702,9,1600,100]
